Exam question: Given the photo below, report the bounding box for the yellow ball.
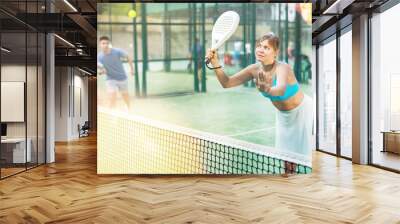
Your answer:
[128,10,137,18]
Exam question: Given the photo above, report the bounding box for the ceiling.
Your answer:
[312,0,389,44]
[2,0,396,73]
[0,0,97,74]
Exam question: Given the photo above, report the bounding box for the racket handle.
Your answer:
[204,48,215,65]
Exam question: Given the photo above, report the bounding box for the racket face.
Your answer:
[211,11,240,50]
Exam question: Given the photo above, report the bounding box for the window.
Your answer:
[317,37,337,154]
[339,29,352,158]
[371,3,400,171]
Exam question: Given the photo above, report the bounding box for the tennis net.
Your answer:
[98,108,312,175]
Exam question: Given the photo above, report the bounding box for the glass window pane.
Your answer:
[1,31,27,177]
[1,1,46,178]
[27,31,38,168]
[339,30,352,158]
[318,38,337,154]
[38,33,45,165]
[371,3,400,171]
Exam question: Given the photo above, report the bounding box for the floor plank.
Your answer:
[0,134,400,223]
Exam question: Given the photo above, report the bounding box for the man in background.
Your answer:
[97,36,134,111]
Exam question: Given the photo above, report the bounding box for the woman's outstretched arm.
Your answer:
[206,49,253,88]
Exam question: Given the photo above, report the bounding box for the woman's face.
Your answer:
[255,39,278,64]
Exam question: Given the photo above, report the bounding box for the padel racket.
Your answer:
[205,11,240,69]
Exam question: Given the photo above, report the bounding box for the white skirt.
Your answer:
[275,95,313,157]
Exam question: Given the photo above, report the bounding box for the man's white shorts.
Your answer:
[106,79,128,93]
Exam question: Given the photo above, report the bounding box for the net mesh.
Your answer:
[98,108,312,175]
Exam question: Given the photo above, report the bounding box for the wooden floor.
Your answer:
[1,167,26,178]
[1,163,42,178]
[1,135,400,223]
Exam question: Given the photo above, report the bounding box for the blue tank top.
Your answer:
[260,77,300,102]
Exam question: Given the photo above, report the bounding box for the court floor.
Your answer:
[98,70,313,148]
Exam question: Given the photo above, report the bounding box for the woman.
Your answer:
[205,32,313,174]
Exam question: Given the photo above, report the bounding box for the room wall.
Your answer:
[54,66,89,141]
[1,64,45,163]
[55,66,70,141]
[1,65,39,138]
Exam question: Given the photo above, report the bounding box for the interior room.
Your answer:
[0,0,399,223]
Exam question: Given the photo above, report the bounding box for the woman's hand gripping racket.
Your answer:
[205,11,240,70]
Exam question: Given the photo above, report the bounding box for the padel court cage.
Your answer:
[97,3,312,97]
